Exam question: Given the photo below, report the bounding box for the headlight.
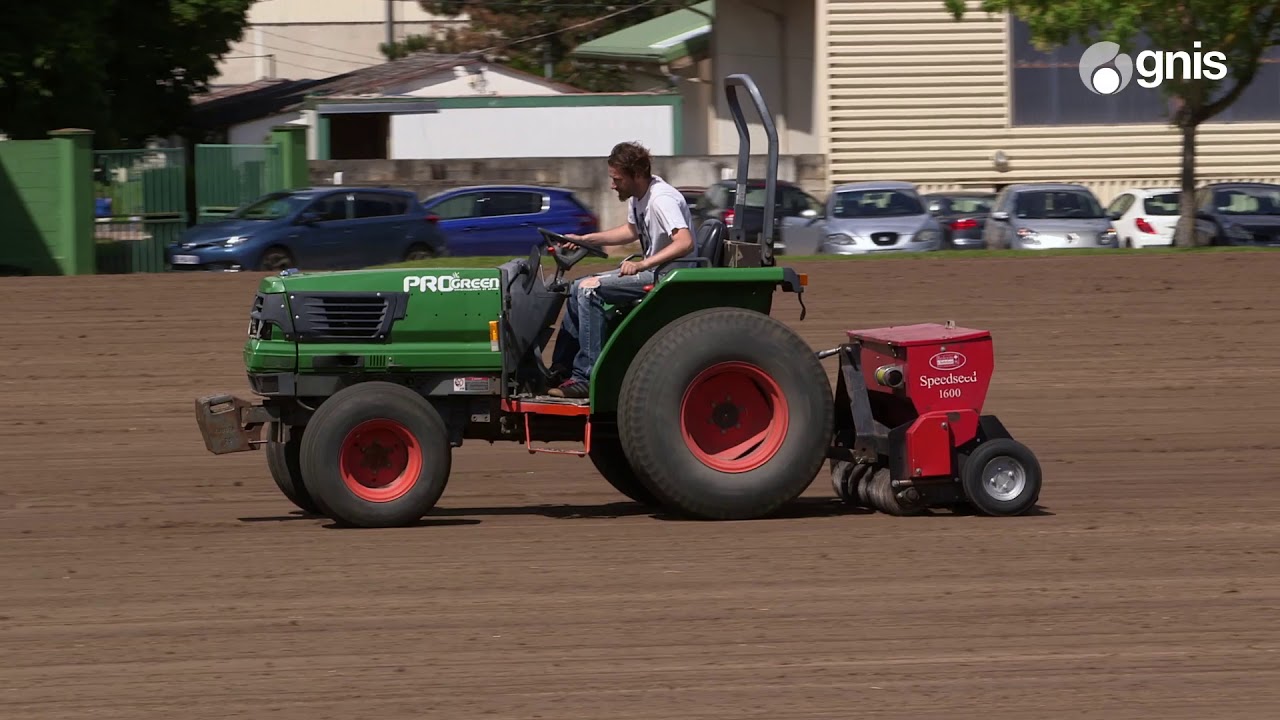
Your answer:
[825,233,855,245]
[913,229,940,243]
[223,235,249,247]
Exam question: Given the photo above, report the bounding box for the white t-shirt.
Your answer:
[627,175,694,262]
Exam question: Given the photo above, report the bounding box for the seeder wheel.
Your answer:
[830,459,871,507]
[960,438,1042,516]
[863,466,926,516]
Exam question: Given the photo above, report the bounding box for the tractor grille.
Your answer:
[290,292,409,343]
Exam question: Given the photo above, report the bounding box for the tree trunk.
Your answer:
[1175,121,1199,247]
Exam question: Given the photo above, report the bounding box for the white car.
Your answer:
[1105,188,1181,248]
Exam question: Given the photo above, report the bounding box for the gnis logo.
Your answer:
[1079,40,1227,95]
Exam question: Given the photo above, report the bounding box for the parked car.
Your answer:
[691,179,827,255]
[796,181,943,255]
[421,184,598,257]
[924,191,996,249]
[1192,182,1280,247]
[165,186,446,272]
[982,183,1118,250]
[1105,187,1180,248]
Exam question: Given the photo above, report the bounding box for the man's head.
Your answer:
[607,141,652,201]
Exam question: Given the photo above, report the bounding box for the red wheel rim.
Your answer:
[679,361,789,473]
[339,418,423,502]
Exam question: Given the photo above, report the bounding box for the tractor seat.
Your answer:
[602,219,729,321]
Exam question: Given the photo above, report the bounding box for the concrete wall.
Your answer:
[309,154,828,229]
[712,0,821,157]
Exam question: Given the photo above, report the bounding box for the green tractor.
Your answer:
[195,74,836,527]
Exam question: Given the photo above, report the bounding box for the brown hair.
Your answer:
[607,141,651,179]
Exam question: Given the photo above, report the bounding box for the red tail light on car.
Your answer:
[950,218,979,230]
[1135,217,1156,234]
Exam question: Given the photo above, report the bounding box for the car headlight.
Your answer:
[222,235,249,247]
[913,229,940,243]
[825,233,855,245]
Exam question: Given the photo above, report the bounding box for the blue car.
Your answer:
[420,185,600,257]
[165,187,447,272]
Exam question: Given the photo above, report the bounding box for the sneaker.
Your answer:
[547,379,589,399]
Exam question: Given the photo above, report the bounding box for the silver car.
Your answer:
[807,181,943,255]
[983,183,1119,250]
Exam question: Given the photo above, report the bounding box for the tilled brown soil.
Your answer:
[2,252,1280,719]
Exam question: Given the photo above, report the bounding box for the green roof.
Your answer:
[570,1,714,65]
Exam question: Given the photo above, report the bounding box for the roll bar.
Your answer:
[724,73,779,266]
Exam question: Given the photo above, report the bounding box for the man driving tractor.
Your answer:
[547,141,697,399]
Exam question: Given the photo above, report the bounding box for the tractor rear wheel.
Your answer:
[588,436,659,506]
[265,422,321,515]
[960,438,1041,516]
[299,381,451,527]
[618,307,834,520]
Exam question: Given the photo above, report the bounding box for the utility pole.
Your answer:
[385,0,394,55]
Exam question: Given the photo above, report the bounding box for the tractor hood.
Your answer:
[258,267,504,295]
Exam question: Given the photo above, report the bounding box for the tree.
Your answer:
[943,0,1280,246]
[0,0,253,147]
[386,1,688,92]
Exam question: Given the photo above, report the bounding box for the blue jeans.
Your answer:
[552,268,656,383]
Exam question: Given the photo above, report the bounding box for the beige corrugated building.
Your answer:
[607,0,1280,204]
[819,0,1280,203]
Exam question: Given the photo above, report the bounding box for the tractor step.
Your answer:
[500,397,592,456]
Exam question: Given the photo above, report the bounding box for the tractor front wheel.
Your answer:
[589,436,659,506]
[299,382,451,527]
[618,307,834,520]
[960,438,1042,516]
[265,422,321,515]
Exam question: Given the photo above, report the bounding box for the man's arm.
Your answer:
[568,222,637,247]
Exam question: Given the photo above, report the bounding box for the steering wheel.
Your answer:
[538,228,610,275]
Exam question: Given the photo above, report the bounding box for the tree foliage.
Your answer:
[387,1,692,91]
[0,0,254,146]
[943,0,1280,245]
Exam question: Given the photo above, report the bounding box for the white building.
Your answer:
[214,0,467,85]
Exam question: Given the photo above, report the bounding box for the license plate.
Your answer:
[171,255,201,265]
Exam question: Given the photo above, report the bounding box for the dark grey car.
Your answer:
[924,191,996,249]
[1193,182,1280,247]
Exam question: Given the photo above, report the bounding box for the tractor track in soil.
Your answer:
[2,252,1279,718]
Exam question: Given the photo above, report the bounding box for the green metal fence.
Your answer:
[93,148,188,273]
[195,144,284,223]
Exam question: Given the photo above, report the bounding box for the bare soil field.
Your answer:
[2,252,1279,719]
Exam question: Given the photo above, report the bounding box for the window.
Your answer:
[353,192,408,219]
[781,186,823,216]
[1106,193,1135,217]
[1008,18,1280,125]
[428,192,480,220]
[831,189,924,218]
[479,191,543,217]
[1012,189,1106,219]
[304,193,349,222]
[1209,186,1280,215]
[1142,193,1180,215]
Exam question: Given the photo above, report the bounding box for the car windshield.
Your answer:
[1143,193,1180,215]
[932,195,994,214]
[228,193,307,220]
[831,190,923,218]
[1014,190,1105,219]
[1212,187,1280,215]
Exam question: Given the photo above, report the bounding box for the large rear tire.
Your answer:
[265,422,321,515]
[299,382,451,528]
[618,307,834,520]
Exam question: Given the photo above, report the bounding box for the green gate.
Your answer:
[93,148,188,273]
[195,144,284,223]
